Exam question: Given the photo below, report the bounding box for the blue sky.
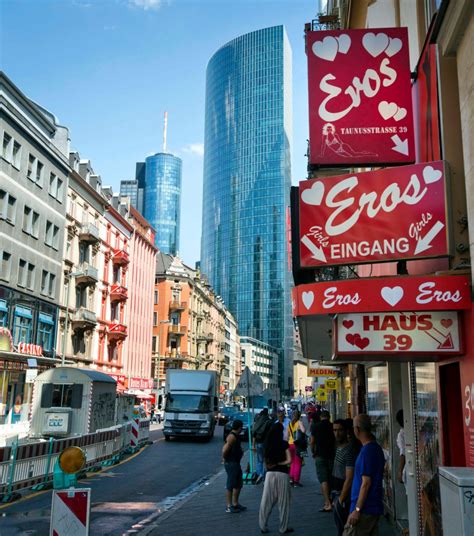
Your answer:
[2,0,321,266]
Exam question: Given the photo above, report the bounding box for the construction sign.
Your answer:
[50,488,91,536]
[325,379,337,390]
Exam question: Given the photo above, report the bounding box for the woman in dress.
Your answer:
[288,410,306,487]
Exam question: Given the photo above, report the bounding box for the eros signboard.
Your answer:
[306,27,414,166]
[293,275,471,316]
[335,311,461,356]
[299,161,449,266]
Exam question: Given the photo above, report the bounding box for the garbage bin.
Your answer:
[439,467,474,536]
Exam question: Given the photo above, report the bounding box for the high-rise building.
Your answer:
[119,180,138,209]
[200,26,293,394]
[143,152,182,255]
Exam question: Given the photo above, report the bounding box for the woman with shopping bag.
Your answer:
[287,410,306,487]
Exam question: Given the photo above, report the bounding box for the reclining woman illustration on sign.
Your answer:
[320,123,378,158]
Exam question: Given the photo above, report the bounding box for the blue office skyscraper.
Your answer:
[200,26,293,394]
[143,152,182,255]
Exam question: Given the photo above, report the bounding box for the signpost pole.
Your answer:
[246,368,254,476]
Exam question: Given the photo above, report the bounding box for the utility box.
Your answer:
[439,467,474,536]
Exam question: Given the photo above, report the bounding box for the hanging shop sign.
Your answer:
[17,342,43,356]
[335,311,461,356]
[325,379,337,390]
[306,27,414,166]
[308,360,338,377]
[293,275,471,316]
[128,377,154,390]
[299,161,449,266]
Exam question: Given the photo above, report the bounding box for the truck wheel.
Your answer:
[164,435,171,441]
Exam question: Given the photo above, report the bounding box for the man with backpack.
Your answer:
[252,407,272,484]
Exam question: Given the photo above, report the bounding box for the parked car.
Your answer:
[218,406,239,426]
[223,412,253,441]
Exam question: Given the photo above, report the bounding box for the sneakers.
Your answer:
[225,504,246,513]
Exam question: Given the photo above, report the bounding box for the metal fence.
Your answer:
[0,419,149,499]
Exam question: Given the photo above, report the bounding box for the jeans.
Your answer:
[256,442,266,477]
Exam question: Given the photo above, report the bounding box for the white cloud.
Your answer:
[182,143,204,157]
[129,0,163,11]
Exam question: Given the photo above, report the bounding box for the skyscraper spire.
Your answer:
[163,111,168,153]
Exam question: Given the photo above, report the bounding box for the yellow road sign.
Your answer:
[316,388,327,401]
[325,379,337,390]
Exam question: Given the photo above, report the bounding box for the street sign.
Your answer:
[316,388,327,402]
[325,379,337,390]
[335,311,461,356]
[50,488,91,536]
[293,275,471,316]
[305,386,313,392]
[234,367,264,397]
[308,361,338,377]
[306,27,414,166]
[299,161,449,267]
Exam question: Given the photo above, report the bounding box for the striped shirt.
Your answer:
[332,441,357,491]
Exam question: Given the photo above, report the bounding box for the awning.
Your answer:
[125,389,153,400]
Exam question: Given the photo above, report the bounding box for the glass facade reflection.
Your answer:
[200,26,293,392]
[120,180,138,209]
[143,153,182,255]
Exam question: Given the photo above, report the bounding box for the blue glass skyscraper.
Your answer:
[143,153,182,255]
[200,26,294,394]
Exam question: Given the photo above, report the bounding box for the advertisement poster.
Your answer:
[299,161,449,267]
[307,27,414,166]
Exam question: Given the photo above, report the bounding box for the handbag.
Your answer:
[290,424,308,456]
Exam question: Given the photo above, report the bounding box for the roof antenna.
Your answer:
[163,111,168,153]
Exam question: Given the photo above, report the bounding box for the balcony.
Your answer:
[168,324,187,336]
[112,248,130,265]
[169,300,186,311]
[108,322,128,339]
[197,332,214,343]
[71,307,97,330]
[75,263,99,286]
[79,222,100,243]
[110,284,128,302]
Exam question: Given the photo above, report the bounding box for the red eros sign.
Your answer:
[292,275,471,316]
[299,161,449,267]
[306,27,414,166]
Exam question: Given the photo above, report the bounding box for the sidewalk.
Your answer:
[143,450,401,536]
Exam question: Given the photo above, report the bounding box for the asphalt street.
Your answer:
[0,424,228,536]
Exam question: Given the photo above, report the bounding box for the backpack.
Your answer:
[253,416,271,443]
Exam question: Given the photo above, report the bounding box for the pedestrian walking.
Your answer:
[276,406,291,441]
[252,407,272,484]
[287,410,306,487]
[310,409,335,512]
[343,414,385,535]
[259,422,294,534]
[222,419,247,514]
[332,419,357,535]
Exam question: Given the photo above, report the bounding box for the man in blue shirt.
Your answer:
[343,414,385,536]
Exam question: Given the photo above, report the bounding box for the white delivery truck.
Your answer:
[163,370,218,441]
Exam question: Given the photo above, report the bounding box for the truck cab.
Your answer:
[163,370,218,441]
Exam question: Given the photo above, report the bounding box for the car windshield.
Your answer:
[222,407,238,415]
[165,394,210,413]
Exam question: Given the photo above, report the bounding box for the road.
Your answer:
[0,424,231,535]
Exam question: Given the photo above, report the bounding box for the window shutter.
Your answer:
[71,384,83,409]
[40,384,53,408]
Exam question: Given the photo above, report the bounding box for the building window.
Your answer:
[49,273,56,298]
[27,154,36,180]
[37,313,54,352]
[152,336,157,352]
[52,225,59,249]
[154,290,158,305]
[17,259,27,287]
[79,242,90,264]
[0,299,8,327]
[12,305,33,345]
[26,262,35,290]
[0,251,11,281]
[12,140,21,168]
[52,384,74,407]
[2,132,12,160]
[153,312,158,326]
[72,332,86,354]
[0,190,17,225]
[49,173,63,200]
[22,207,39,238]
[41,270,48,295]
[111,302,119,321]
[45,221,53,246]
[36,161,44,187]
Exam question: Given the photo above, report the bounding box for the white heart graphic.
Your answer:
[362,32,389,57]
[393,107,407,122]
[336,34,351,54]
[385,38,402,57]
[302,291,315,310]
[312,36,338,62]
[381,286,404,307]
[378,101,398,120]
[423,166,442,184]
[301,181,325,206]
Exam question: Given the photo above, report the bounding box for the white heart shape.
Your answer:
[378,101,398,120]
[385,38,402,57]
[336,34,351,54]
[301,181,325,206]
[312,36,338,62]
[381,286,404,307]
[393,107,407,122]
[423,166,442,184]
[362,32,389,58]
[302,291,315,310]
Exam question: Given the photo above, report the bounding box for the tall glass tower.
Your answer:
[200,26,293,394]
[143,153,182,255]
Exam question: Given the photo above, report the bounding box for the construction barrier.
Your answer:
[0,419,149,501]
